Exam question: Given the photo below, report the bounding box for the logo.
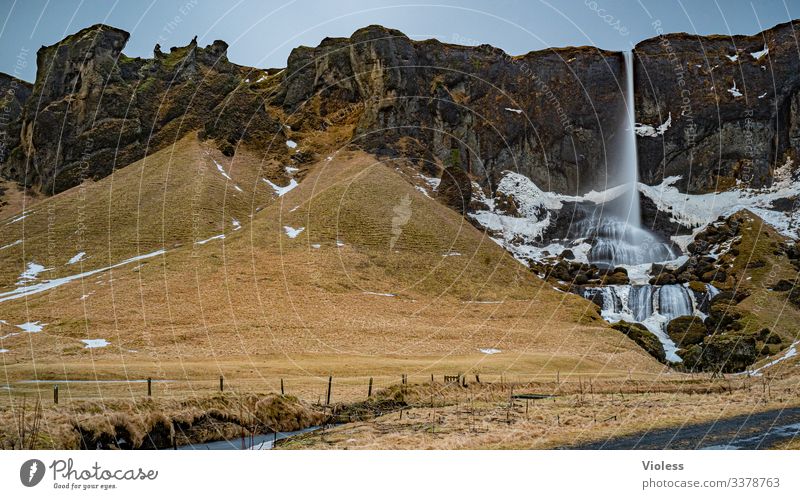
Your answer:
[20,459,45,487]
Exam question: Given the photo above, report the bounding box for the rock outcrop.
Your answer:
[635,21,800,193]
[0,73,32,164]
[278,25,627,196]
[1,24,280,194]
[3,22,800,199]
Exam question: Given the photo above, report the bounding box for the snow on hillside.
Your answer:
[639,158,800,237]
[470,162,800,266]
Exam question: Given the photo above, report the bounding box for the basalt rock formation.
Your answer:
[634,21,800,193]
[3,22,800,199]
[1,24,280,194]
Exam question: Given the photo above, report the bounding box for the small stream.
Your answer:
[176,426,323,450]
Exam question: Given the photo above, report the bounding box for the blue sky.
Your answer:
[1,0,798,81]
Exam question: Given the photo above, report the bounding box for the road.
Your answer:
[572,407,800,449]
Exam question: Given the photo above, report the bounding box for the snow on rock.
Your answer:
[758,92,768,99]
[1,240,21,250]
[81,339,110,349]
[285,166,299,175]
[726,54,738,62]
[479,348,501,354]
[639,160,800,238]
[415,185,432,198]
[17,321,45,333]
[634,112,672,137]
[727,80,742,98]
[263,178,298,197]
[283,226,304,238]
[286,140,297,149]
[504,107,523,114]
[67,252,86,265]
[750,44,769,60]
[419,174,441,191]
[17,263,48,284]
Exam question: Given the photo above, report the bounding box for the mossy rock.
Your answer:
[677,344,703,371]
[772,279,794,292]
[603,271,629,285]
[687,281,707,293]
[667,315,707,347]
[701,334,757,373]
[611,321,665,363]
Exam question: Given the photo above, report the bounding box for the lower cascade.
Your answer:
[582,283,718,363]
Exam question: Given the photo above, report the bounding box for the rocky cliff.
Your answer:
[1,21,799,199]
[635,21,800,193]
[1,24,280,194]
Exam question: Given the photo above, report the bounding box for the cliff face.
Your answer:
[634,21,800,193]
[278,25,627,195]
[0,73,32,164]
[1,24,279,194]
[2,22,799,198]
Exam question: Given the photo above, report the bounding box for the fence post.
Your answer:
[368,377,373,397]
[326,376,332,405]
[147,377,152,397]
[53,385,58,404]
[280,378,284,395]
[220,375,224,392]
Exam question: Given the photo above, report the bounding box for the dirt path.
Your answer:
[573,406,800,449]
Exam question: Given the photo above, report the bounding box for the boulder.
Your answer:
[611,321,666,363]
[667,316,707,347]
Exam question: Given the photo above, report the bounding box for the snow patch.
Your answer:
[1,240,21,250]
[634,113,672,137]
[283,226,304,238]
[68,252,86,265]
[286,140,297,149]
[479,348,501,354]
[726,54,738,62]
[750,44,769,60]
[504,107,523,114]
[727,80,742,98]
[213,159,233,180]
[232,218,241,231]
[263,178,298,197]
[363,291,395,297]
[17,263,48,284]
[0,250,165,304]
[17,321,45,333]
[81,338,110,349]
[196,234,225,245]
[285,166,299,175]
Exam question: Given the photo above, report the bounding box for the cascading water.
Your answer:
[657,284,694,320]
[582,51,675,267]
[578,51,691,363]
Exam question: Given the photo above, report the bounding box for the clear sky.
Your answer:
[1,0,798,82]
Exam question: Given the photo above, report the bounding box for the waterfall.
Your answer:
[628,285,653,322]
[657,284,694,320]
[619,51,641,230]
[579,51,675,267]
[583,282,715,363]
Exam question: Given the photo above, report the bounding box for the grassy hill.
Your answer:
[0,135,662,397]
